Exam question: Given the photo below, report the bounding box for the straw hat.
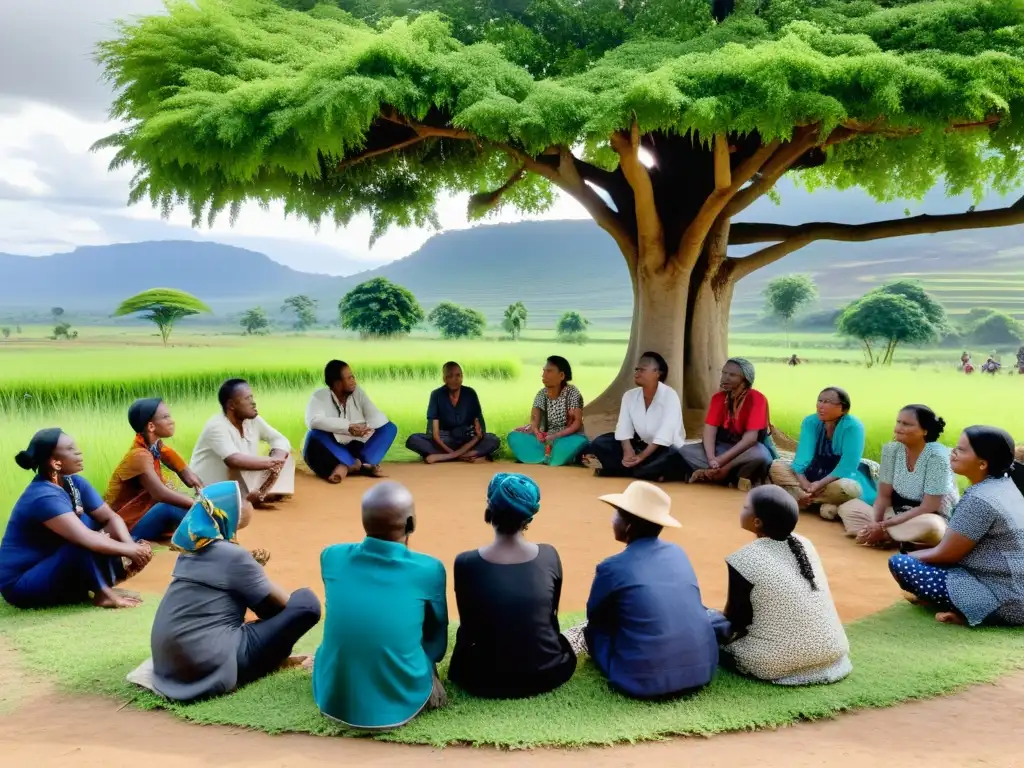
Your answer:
[598,481,681,528]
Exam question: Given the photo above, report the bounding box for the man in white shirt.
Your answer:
[191,378,294,504]
[581,351,686,481]
[302,360,398,484]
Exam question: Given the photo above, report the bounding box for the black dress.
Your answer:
[448,543,577,698]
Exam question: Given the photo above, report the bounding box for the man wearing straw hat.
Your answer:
[563,481,718,699]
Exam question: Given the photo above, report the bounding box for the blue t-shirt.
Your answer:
[0,475,104,590]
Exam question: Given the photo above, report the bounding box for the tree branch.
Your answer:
[677,138,780,269]
[729,195,1024,281]
[611,120,663,270]
[723,125,821,217]
[467,166,526,217]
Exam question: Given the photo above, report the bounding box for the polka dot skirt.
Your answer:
[888,554,953,609]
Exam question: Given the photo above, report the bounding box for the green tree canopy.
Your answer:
[872,279,949,333]
[763,273,817,346]
[240,306,273,334]
[503,300,528,339]
[96,0,1024,431]
[837,291,938,366]
[965,309,1024,345]
[556,310,590,342]
[282,294,318,330]
[113,288,212,344]
[428,300,487,338]
[339,277,424,336]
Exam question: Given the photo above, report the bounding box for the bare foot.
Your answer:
[581,454,602,471]
[327,464,348,484]
[361,464,385,477]
[350,459,363,473]
[462,455,487,463]
[902,591,930,607]
[688,469,711,484]
[93,587,142,609]
[424,454,446,464]
[936,611,967,625]
[113,587,142,601]
[280,654,313,670]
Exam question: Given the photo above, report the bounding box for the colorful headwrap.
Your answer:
[486,472,541,519]
[171,489,239,553]
[727,357,756,386]
[128,398,163,434]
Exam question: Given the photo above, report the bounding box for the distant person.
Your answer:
[889,426,1024,626]
[982,356,1001,375]
[104,398,204,541]
[405,361,500,463]
[149,482,320,702]
[0,429,153,610]
[303,360,398,483]
[960,350,971,370]
[562,481,718,699]
[582,351,685,481]
[788,354,801,366]
[190,379,294,505]
[448,473,576,699]
[507,356,588,466]
[712,486,851,685]
[769,387,876,519]
[313,482,448,730]
[678,358,775,487]
[837,405,958,549]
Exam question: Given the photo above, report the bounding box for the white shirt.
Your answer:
[190,413,291,485]
[304,387,389,445]
[614,382,685,449]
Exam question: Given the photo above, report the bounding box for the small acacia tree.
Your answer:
[2,327,10,339]
[764,274,817,347]
[51,322,79,341]
[339,277,424,337]
[51,307,64,321]
[503,301,528,340]
[282,294,318,330]
[557,310,590,343]
[429,300,486,339]
[96,0,1024,432]
[240,306,272,335]
[837,293,937,366]
[113,288,212,344]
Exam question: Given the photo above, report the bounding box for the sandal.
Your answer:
[251,548,271,566]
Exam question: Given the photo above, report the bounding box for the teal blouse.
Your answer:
[791,413,877,505]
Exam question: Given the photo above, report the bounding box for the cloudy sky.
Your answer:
[0,1,1019,276]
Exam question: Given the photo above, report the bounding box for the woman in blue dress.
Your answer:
[0,429,154,609]
[888,425,1024,626]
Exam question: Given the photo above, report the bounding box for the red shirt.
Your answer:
[705,389,769,439]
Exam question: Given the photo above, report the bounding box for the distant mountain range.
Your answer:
[3,219,1022,327]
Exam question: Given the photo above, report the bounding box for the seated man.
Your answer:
[405,361,500,464]
[190,379,294,505]
[313,482,448,730]
[303,360,398,483]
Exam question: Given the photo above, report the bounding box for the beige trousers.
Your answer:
[836,499,947,546]
[769,460,862,514]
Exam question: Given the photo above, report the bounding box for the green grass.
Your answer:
[1,598,1023,747]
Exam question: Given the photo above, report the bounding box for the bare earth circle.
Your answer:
[3,463,1024,767]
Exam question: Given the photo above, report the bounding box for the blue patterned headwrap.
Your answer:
[486,472,541,519]
[171,486,240,553]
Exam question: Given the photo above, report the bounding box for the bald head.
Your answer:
[362,481,416,541]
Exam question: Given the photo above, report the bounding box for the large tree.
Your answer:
[96,0,1024,432]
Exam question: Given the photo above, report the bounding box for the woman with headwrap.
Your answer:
[104,398,204,540]
[448,473,577,699]
[678,358,775,487]
[148,482,321,702]
[0,429,154,609]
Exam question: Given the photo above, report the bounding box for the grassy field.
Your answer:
[2,328,1023,524]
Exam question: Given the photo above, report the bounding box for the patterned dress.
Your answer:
[724,535,851,685]
[879,441,959,516]
[531,384,584,433]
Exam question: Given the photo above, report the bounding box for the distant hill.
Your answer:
[3,221,1023,327]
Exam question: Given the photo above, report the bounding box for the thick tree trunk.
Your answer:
[683,277,732,435]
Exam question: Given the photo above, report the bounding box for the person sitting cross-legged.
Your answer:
[405,361,500,464]
[313,482,448,730]
[191,379,294,505]
[303,359,398,483]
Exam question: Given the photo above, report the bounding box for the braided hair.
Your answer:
[749,485,818,591]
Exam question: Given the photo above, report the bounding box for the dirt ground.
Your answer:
[5,463,1024,767]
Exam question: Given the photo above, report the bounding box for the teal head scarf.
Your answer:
[486,472,541,520]
[171,486,240,553]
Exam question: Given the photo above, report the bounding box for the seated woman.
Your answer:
[405,361,500,464]
[0,429,153,610]
[716,486,851,685]
[150,481,321,702]
[448,473,576,699]
[678,358,774,487]
[582,351,685,481]
[507,356,588,467]
[104,398,204,541]
[769,387,877,519]
[562,481,718,699]
[889,426,1024,626]
[838,405,958,549]
[304,360,399,483]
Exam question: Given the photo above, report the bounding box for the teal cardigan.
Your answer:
[792,413,877,505]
